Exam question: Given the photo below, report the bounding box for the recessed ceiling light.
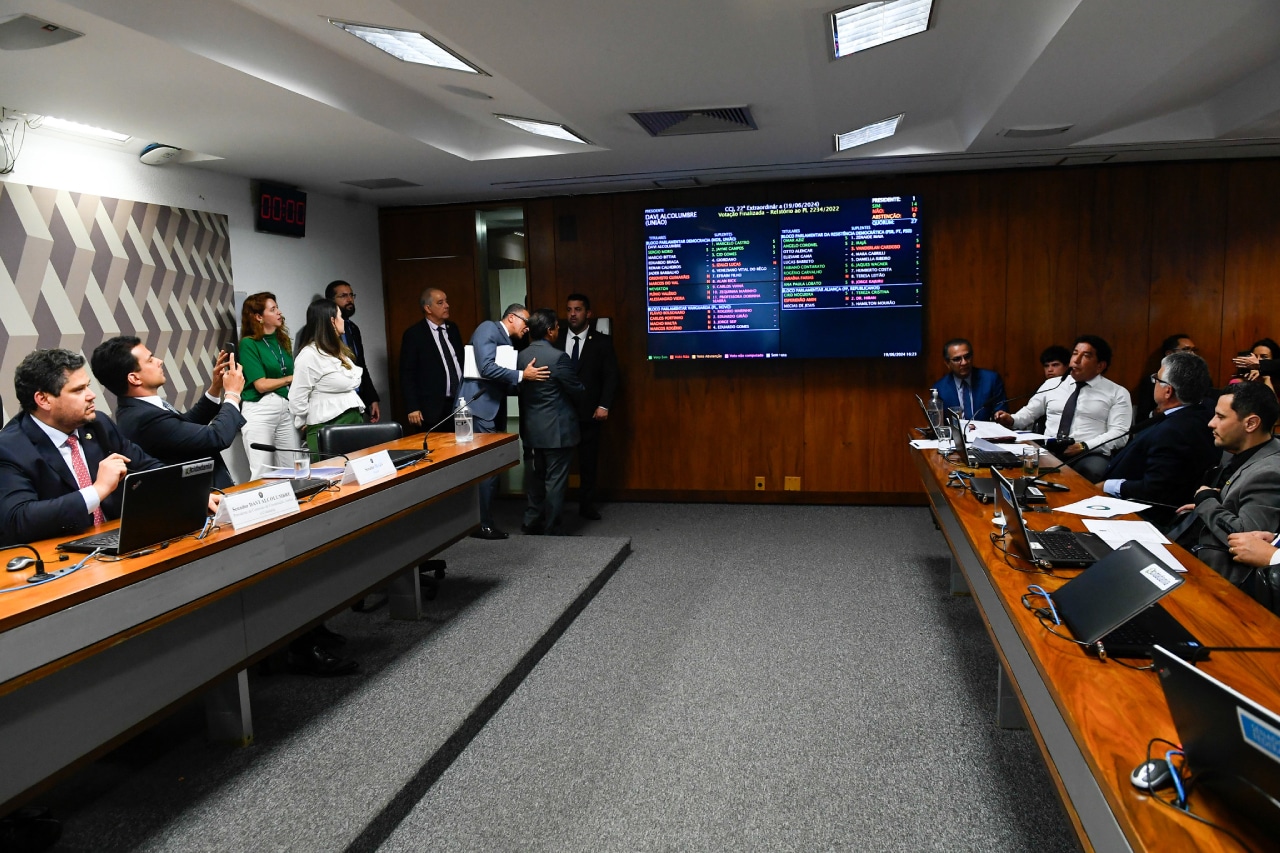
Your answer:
[830,0,933,58]
[38,116,130,142]
[834,114,902,151]
[329,19,484,74]
[495,115,591,145]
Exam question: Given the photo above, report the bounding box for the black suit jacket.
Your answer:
[114,395,246,488]
[1101,403,1218,523]
[517,340,585,448]
[555,327,619,421]
[0,411,162,544]
[343,317,380,408]
[400,319,466,429]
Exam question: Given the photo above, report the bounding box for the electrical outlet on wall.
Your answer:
[785,477,801,491]
[754,477,765,490]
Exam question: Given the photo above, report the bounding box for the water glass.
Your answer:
[1021,445,1040,479]
[935,425,953,454]
[294,453,311,480]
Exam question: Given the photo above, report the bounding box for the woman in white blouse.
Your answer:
[291,298,365,455]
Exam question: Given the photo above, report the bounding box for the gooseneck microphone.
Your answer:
[419,393,487,450]
[980,375,1069,422]
[249,443,351,465]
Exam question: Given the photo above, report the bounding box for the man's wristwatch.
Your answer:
[1079,442,1089,452]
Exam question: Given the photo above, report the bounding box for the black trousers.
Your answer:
[575,418,602,509]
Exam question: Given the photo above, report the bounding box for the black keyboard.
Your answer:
[59,530,120,552]
[968,449,1022,467]
[1033,531,1094,562]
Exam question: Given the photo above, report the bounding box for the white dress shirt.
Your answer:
[31,416,101,515]
[290,344,365,428]
[1009,373,1132,454]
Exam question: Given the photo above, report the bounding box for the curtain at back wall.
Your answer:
[0,182,235,419]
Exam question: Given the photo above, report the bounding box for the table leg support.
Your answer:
[950,556,970,596]
[997,664,1027,730]
[204,669,253,746]
[387,566,424,621]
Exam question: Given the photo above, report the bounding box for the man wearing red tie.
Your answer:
[0,348,163,544]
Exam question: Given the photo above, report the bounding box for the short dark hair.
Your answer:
[1160,333,1192,354]
[527,308,558,341]
[941,338,971,359]
[566,292,591,311]
[1074,335,1112,369]
[15,349,85,413]
[1250,337,1280,359]
[325,280,351,300]
[503,303,527,319]
[1160,351,1212,406]
[1039,345,1070,365]
[90,336,143,397]
[1224,381,1280,432]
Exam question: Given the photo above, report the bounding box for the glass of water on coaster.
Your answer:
[935,425,952,455]
[1021,444,1040,479]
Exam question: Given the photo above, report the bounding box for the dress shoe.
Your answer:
[287,644,358,677]
[520,522,544,535]
[0,807,61,853]
[310,624,346,648]
[579,506,602,521]
[419,559,447,579]
[470,525,509,540]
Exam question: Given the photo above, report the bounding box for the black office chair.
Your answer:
[315,421,446,603]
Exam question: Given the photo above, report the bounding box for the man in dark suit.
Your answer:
[327,280,381,423]
[555,292,619,520]
[90,336,246,489]
[518,309,585,536]
[459,304,550,539]
[931,338,1006,420]
[1173,382,1280,585]
[400,287,465,433]
[0,349,163,544]
[1099,351,1217,528]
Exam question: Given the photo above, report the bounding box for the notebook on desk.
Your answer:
[1050,542,1205,660]
[1153,645,1280,835]
[58,459,215,555]
[994,468,1111,568]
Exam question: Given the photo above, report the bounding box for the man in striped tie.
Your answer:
[0,348,164,544]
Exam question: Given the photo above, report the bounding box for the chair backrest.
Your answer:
[316,422,404,456]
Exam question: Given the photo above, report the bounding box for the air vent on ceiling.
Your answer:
[0,15,82,50]
[340,178,422,190]
[630,107,757,137]
[998,125,1073,139]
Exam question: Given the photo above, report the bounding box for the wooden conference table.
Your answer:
[914,443,1280,853]
[0,431,519,812]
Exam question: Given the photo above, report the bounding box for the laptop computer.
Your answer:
[913,394,940,440]
[1153,645,1280,835]
[388,448,428,469]
[1048,542,1206,659]
[59,459,215,555]
[949,412,1022,468]
[994,468,1112,568]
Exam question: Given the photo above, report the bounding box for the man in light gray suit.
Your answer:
[1177,382,1280,584]
[459,303,549,539]
[517,308,584,536]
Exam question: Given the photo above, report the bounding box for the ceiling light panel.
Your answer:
[329,20,484,74]
[834,114,902,151]
[495,115,591,145]
[831,0,933,58]
[38,116,131,142]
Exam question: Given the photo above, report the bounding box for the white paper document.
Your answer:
[909,440,941,450]
[495,344,517,371]
[1056,496,1150,518]
[1082,519,1170,546]
[960,419,1018,439]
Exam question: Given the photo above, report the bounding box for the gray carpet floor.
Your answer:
[42,501,1077,852]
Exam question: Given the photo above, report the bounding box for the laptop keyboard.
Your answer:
[1033,531,1094,562]
[968,449,1022,467]
[62,530,119,551]
[291,478,332,499]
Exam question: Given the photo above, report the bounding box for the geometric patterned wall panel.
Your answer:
[0,182,235,420]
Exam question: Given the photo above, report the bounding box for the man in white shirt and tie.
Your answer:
[400,287,465,432]
[994,335,1133,480]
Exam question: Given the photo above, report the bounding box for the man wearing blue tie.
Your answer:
[930,338,1007,421]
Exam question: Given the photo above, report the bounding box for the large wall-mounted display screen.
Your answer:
[644,196,922,360]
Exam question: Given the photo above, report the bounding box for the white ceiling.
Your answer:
[3,0,1280,206]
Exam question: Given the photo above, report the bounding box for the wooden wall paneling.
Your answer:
[1002,169,1082,400]
[1222,160,1280,384]
[1075,166,1153,391]
[1146,162,1228,385]
[736,361,806,493]
[524,199,557,312]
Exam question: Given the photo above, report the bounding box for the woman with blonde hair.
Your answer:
[291,298,365,455]
[238,292,298,478]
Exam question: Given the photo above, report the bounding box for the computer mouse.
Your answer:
[1045,524,1073,533]
[1130,758,1174,791]
[6,556,35,572]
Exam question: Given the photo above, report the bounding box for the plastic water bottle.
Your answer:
[927,388,945,432]
[454,397,474,443]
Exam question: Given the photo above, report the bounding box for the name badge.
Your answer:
[215,481,300,530]
[342,450,396,486]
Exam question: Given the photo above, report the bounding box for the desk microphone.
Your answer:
[249,443,351,465]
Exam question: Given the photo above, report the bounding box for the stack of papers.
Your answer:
[1082,519,1186,573]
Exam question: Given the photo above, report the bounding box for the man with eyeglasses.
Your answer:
[459,304,550,540]
[929,338,1006,421]
[326,280,381,423]
[1133,333,1197,422]
[1097,351,1217,528]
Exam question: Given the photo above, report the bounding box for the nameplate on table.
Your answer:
[342,450,396,486]
[217,481,301,530]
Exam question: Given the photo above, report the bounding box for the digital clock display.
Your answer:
[254,182,306,238]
